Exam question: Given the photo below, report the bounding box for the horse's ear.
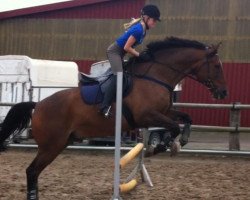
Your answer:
[207,49,217,58]
[207,42,222,57]
[215,42,222,50]
[208,42,222,50]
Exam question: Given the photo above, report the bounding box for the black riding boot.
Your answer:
[100,75,117,118]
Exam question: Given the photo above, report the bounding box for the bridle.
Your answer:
[191,48,220,91]
[131,47,220,92]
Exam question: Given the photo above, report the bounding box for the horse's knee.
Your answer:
[182,114,192,124]
[170,124,181,137]
[174,123,181,132]
[179,123,191,146]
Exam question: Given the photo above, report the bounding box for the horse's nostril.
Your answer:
[222,90,228,96]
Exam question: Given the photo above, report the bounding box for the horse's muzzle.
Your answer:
[213,88,228,99]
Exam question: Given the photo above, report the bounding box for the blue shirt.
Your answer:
[116,23,145,49]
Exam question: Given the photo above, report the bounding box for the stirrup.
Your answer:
[101,106,112,118]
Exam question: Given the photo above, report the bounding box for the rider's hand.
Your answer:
[138,51,153,62]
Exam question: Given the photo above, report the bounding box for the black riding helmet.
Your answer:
[141,4,161,21]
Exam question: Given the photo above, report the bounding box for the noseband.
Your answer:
[195,48,219,90]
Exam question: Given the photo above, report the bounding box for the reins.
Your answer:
[134,73,174,92]
[126,47,217,93]
[126,59,174,92]
[153,59,197,81]
[149,49,217,89]
[152,50,214,83]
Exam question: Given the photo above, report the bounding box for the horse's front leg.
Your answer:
[166,109,192,147]
[138,111,181,156]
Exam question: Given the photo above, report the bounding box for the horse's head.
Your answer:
[193,43,227,99]
[133,37,228,99]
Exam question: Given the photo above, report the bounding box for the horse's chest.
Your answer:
[125,78,172,113]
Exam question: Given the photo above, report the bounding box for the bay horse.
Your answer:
[0,37,227,200]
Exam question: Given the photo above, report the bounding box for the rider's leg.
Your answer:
[100,43,125,117]
[100,75,117,117]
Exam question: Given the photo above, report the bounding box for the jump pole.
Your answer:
[139,128,153,187]
[119,139,153,193]
[112,71,123,200]
[122,129,153,189]
[120,143,144,169]
[112,73,153,199]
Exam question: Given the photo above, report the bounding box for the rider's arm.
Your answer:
[124,36,140,57]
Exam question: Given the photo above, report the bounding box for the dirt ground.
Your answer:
[0,148,250,200]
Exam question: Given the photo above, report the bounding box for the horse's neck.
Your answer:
[130,62,181,90]
[149,49,204,86]
[128,49,204,88]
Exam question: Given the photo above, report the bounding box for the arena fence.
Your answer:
[174,102,250,150]
[8,143,250,155]
[1,102,250,152]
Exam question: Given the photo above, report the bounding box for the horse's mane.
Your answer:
[146,36,206,54]
[126,37,207,67]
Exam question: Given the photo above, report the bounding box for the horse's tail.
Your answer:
[0,102,36,151]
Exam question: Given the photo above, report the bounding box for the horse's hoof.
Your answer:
[154,144,167,154]
[0,143,7,152]
[179,138,188,147]
[170,141,181,157]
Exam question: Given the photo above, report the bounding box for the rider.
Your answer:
[100,4,161,117]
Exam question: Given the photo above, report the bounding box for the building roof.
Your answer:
[0,0,112,20]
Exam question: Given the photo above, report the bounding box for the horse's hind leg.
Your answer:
[26,152,43,200]
[26,144,67,200]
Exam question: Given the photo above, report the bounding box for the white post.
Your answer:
[140,128,153,187]
[112,72,123,200]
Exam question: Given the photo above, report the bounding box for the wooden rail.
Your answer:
[1,102,249,150]
[174,102,249,150]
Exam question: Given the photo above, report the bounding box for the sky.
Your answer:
[0,0,72,12]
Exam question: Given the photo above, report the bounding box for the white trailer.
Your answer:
[0,56,174,145]
[0,55,78,139]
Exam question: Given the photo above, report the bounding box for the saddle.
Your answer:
[79,60,133,105]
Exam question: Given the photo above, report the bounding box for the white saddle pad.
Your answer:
[79,60,112,82]
[90,60,111,77]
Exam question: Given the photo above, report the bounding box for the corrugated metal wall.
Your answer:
[0,18,126,60]
[146,0,250,126]
[146,0,250,62]
[0,0,146,70]
[1,0,249,62]
[180,63,250,126]
[0,0,250,126]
